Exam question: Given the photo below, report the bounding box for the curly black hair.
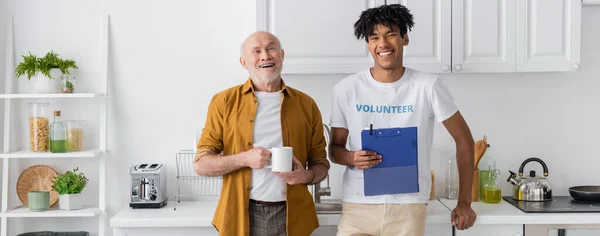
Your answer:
[354,4,415,41]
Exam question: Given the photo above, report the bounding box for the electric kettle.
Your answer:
[506,157,552,201]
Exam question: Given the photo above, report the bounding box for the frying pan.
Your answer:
[569,186,600,202]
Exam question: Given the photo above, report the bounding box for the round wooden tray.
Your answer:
[16,165,59,207]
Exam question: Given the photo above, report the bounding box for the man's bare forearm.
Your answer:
[194,152,247,177]
[456,141,475,206]
[330,144,354,166]
[308,163,329,184]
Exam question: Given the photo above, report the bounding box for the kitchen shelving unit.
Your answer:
[0,15,109,236]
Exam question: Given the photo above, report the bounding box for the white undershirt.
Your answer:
[250,91,287,202]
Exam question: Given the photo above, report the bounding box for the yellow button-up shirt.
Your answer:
[196,78,330,236]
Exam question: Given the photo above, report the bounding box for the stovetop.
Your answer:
[503,196,600,213]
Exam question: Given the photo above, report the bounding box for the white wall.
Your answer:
[1,0,600,235]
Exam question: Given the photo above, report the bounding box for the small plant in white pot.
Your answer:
[15,51,78,94]
[52,167,88,210]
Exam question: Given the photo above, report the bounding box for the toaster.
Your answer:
[129,163,168,208]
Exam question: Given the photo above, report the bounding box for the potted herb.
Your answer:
[15,51,78,94]
[52,167,88,210]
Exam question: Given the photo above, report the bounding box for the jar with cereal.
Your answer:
[28,103,50,152]
[65,120,84,152]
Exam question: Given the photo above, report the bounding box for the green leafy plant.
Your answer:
[15,51,78,80]
[52,167,89,195]
[14,52,39,80]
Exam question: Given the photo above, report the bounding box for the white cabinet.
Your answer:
[452,0,581,73]
[256,0,376,74]
[425,224,452,236]
[452,0,516,73]
[456,224,523,236]
[311,224,452,235]
[113,224,453,236]
[525,224,600,236]
[311,224,452,236]
[516,0,581,72]
[385,0,452,74]
[257,0,582,74]
[113,228,218,236]
[312,226,337,236]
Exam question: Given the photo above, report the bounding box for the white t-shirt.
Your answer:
[250,91,287,202]
[330,67,458,204]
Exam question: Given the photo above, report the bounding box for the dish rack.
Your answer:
[173,150,222,210]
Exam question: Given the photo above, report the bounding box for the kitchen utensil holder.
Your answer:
[173,150,222,211]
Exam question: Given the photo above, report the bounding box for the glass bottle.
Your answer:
[482,164,502,204]
[50,110,67,153]
[445,139,459,199]
[478,144,495,199]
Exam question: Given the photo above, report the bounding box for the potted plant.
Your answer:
[51,167,88,210]
[15,51,78,94]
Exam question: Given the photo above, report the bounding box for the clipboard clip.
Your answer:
[369,124,373,136]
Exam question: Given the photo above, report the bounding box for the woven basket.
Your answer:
[16,165,59,207]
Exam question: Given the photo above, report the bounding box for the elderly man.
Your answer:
[194,31,330,236]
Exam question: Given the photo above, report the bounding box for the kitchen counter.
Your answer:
[111,199,600,236]
[110,200,342,228]
[111,198,600,228]
[110,199,452,228]
[440,198,600,225]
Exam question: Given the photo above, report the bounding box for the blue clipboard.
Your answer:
[361,126,419,196]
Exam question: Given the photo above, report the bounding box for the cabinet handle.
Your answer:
[442,65,450,72]
[573,63,581,70]
[454,65,463,71]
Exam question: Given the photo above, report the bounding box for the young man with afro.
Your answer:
[329,4,477,235]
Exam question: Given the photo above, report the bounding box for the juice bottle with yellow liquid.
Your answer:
[482,165,502,204]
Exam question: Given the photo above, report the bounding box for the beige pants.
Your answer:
[336,202,427,236]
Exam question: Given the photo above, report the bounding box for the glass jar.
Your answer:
[445,139,459,199]
[482,166,502,204]
[65,120,84,152]
[29,103,50,152]
[478,144,495,200]
[61,74,75,93]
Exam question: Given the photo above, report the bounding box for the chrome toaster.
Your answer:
[130,164,168,208]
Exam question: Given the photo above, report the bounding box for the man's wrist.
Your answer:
[236,152,247,167]
[457,200,472,207]
[347,151,356,167]
[306,169,317,185]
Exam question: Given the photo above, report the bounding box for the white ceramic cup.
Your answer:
[265,147,293,172]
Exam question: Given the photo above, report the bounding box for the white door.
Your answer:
[425,223,452,236]
[256,0,377,74]
[516,0,581,72]
[452,0,516,73]
[455,224,523,236]
[381,0,451,74]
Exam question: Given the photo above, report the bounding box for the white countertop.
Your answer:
[110,200,451,228]
[440,198,600,225]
